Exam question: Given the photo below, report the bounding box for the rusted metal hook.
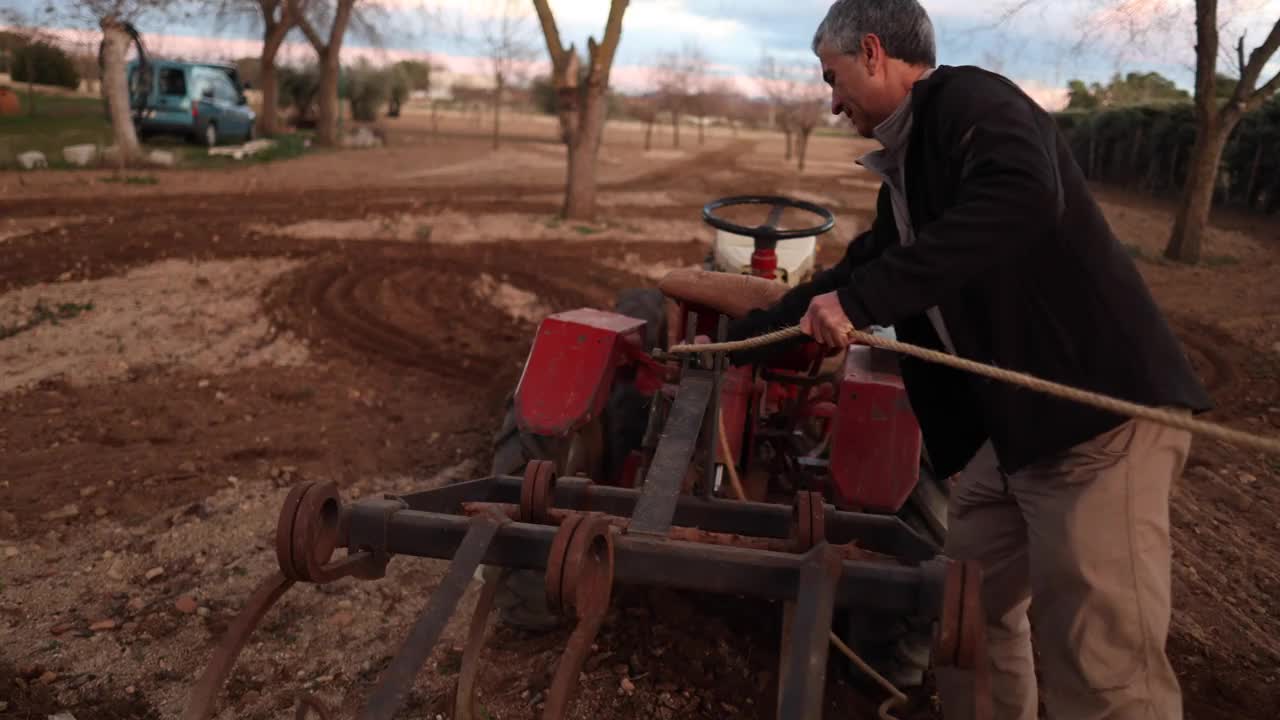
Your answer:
[183,482,383,720]
[542,512,615,720]
[453,569,503,720]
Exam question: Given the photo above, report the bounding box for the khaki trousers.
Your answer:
[936,418,1190,720]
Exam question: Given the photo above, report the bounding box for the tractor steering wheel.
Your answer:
[701,195,835,247]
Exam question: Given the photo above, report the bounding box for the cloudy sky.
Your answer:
[10,0,1279,110]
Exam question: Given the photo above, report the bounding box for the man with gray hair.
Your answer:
[726,0,1211,718]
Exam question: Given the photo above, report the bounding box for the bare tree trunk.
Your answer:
[783,127,792,160]
[644,118,653,150]
[25,53,36,116]
[431,100,439,134]
[258,24,289,136]
[100,18,143,164]
[533,0,628,221]
[1245,142,1263,208]
[1166,121,1234,263]
[1167,0,1219,263]
[492,74,503,150]
[797,129,812,171]
[1129,127,1143,180]
[1087,123,1096,178]
[564,131,599,218]
[563,77,610,219]
[316,47,340,146]
[297,0,355,147]
[671,111,680,148]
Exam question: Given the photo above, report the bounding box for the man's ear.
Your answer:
[862,33,883,76]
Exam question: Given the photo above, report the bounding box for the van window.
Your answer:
[213,72,238,103]
[160,68,186,97]
[191,68,215,100]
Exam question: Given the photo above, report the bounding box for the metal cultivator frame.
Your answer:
[183,317,991,720]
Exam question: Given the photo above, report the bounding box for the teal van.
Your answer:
[127,59,256,146]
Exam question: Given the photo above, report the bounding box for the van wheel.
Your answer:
[204,123,218,147]
[246,122,257,142]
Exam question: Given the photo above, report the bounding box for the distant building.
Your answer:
[429,68,494,102]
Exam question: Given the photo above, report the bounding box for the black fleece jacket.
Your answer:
[727,65,1212,478]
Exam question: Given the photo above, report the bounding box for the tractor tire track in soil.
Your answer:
[1161,315,1280,719]
[1174,317,1243,405]
[263,241,684,382]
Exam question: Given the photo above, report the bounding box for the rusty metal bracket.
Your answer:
[543,513,615,720]
[184,482,382,720]
[791,490,827,552]
[777,543,843,719]
[521,459,558,525]
[359,510,508,720]
[454,573,503,720]
[182,572,295,720]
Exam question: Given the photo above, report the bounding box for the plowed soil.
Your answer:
[2,113,1279,720]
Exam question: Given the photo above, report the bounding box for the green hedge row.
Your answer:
[9,42,81,90]
[1052,100,1280,213]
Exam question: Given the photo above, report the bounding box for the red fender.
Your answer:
[515,309,647,437]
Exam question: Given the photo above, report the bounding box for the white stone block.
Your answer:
[62,144,98,167]
[17,150,47,170]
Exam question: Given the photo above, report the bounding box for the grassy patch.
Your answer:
[0,300,95,340]
[572,224,603,235]
[178,132,312,168]
[1203,254,1240,267]
[0,89,112,169]
[98,175,159,185]
[0,84,311,169]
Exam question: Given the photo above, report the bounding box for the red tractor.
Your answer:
[183,200,988,720]
[490,196,951,688]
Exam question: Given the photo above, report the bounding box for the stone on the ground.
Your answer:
[42,504,79,521]
[208,139,276,160]
[17,151,47,170]
[62,144,98,167]
[343,127,382,149]
[148,150,177,167]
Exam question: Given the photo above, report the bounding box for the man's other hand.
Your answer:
[799,291,854,348]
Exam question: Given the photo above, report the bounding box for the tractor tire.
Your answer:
[485,396,575,632]
[839,465,950,692]
[485,286,668,633]
[615,286,668,352]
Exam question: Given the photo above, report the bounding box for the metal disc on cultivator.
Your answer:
[183,312,993,720]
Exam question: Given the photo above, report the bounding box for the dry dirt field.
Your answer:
[2,108,1279,720]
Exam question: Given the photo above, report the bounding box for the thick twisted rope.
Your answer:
[670,325,1280,455]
